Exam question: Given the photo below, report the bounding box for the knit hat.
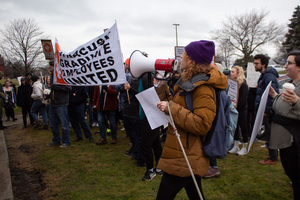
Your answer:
[184,40,215,64]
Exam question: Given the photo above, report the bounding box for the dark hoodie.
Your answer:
[255,67,279,113]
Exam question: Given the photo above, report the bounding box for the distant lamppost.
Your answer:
[173,23,180,46]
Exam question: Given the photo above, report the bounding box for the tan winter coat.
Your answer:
[155,80,172,101]
[157,67,228,177]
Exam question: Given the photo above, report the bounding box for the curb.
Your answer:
[0,129,14,200]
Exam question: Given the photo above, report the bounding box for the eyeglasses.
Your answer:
[285,61,296,66]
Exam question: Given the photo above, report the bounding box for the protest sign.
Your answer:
[136,87,169,130]
[53,23,126,86]
[41,39,54,60]
[227,77,239,108]
[17,76,22,86]
[248,81,272,152]
[246,62,260,88]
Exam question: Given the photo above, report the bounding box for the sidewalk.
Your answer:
[0,114,22,200]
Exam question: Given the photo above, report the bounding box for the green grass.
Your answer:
[22,125,293,200]
[5,76,292,199]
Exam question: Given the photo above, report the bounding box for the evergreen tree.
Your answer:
[283,6,300,52]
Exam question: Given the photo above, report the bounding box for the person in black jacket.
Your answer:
[68,86,94,143]
[254,54,279,165]
[123,77,145,166]
[127,71,163,181]
[16,77,34,128]
[46,60,72,148]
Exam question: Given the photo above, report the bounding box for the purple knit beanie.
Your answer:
[184,40,215,64]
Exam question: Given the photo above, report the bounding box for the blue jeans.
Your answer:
[30,99,48,125]
[87,100,98,126]
[69,103,92,139]
[97,110,117,139]
[49,105,70,145]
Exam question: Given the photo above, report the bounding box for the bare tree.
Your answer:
[0,18,46,76]
[273,36,287,65]
[216,40,235,68]
[213,10,284,66]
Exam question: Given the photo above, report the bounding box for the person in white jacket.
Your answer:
[30,75,48,129]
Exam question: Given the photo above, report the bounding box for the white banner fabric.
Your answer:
[53,23,125,86]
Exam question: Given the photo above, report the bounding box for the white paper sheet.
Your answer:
[136,87,169,130]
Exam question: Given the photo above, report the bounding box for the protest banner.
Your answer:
[53,23,126,86]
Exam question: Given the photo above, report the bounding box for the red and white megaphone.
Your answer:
[129,50,179,78]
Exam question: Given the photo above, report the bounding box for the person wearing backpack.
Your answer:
[156,40,228,200]
[228,65,249,156]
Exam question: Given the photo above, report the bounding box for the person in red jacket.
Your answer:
[93,85,118,144]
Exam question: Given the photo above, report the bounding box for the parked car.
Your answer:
[277,75,291,93]
[270,65,285,72]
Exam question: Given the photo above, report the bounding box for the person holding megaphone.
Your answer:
[156,40,228,200]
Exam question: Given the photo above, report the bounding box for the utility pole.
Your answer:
[173,23,180,46]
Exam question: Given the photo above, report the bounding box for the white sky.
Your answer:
[0,0,299,62]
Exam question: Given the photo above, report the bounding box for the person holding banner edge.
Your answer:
[46,59,72,148]
[156,40,228,199]
[268,50,300,200]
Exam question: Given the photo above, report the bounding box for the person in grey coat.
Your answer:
[269,50,300,200]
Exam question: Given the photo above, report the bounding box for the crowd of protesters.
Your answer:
[1,43,299,199]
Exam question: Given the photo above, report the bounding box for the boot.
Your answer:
[228,140,240,154]
[38,125,48,130]
[237,143,248,156]
[33,121,42,129]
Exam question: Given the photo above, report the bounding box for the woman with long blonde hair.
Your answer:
[229,65,249,155]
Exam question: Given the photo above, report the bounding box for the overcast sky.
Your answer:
[0,0,299,62]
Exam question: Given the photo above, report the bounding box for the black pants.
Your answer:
[156,173,205,200]
[123,115,144,162]
[5,104,15,119]
[263,114,278,161]
[22,105,34,127]
[280,143,300,200]
[141,118,162,170]
[234,110,248,143]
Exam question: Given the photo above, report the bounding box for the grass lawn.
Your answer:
[22,125,293,200]
[4,76,292,199]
